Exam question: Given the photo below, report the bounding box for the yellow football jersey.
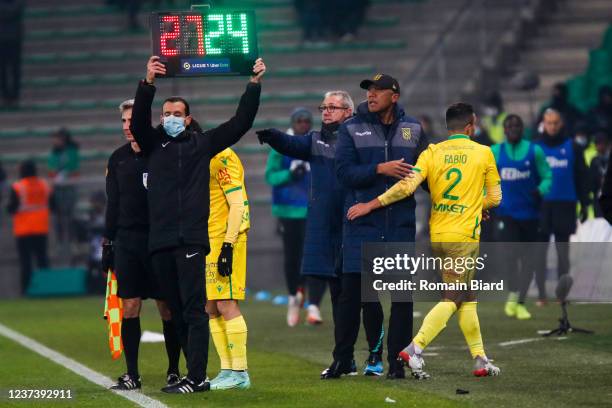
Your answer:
[379,134,500,241]
[208,148,250,239]
[416,134,500,240]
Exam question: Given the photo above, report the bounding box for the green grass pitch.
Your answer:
[0,297,611,407]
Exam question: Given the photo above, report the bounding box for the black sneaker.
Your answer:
[320,360,358,379]
[161,377,210,394]
[387,360,406,380]
[110,373,141,390]
[166,372,181,387]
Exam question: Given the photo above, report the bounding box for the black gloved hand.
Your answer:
[256,129,274,145]
[531,188,541,200]
[217,243,234,277]
[580,206,589,223]
[291,163,307,180]
[102,242,114,272]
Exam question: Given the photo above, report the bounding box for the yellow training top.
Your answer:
[378,134,501,241]
[209,148,250,242]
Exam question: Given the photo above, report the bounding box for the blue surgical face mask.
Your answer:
[163,116,186,137]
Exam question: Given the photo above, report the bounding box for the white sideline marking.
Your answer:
[0,322,168,408]
[499,336,568,347]
[498,338,544,347]
[422,352,439,356]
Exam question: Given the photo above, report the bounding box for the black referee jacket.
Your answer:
[104,143,149,241]
[130,80,261,253]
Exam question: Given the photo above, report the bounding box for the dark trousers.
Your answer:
[16,234,49,294]
[495,216,539,303]
[0,39,21,102]
[279,218,306,295]
[307,276,328,306]
[333,274,412,365]
[152,246,209,383]
[536,201,575,299]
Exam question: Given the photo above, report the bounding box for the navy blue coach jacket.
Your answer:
[335,102,428,274]
[265,126,345,278]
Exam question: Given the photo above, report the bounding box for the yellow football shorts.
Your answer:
[430,232,480,284]
[206,234,247,300]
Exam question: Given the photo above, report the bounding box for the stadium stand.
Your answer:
[496,0,612,121]
[0,0,610,298]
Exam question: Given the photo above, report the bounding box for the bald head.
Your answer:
[543,108,563,137]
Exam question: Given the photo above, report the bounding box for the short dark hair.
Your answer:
[163,96,190,116]
[503,114,524,127]
[445,103,475,131]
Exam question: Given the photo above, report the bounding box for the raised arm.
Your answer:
[257,128,312,161]
[208,59,266,156]
[129,56,165,153]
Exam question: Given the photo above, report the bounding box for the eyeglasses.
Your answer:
[318,105,349,113]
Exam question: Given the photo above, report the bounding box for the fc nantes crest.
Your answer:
[401,127,412,140]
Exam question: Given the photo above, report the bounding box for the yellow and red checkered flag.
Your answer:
[103,269,123,360]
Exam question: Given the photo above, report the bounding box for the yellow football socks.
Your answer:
[225,315,248,371]
[457,301,485,358]
[413,301,458,350]
[209,316,231,370]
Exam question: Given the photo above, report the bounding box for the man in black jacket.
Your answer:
[130,55,265,393]
[104,98,182,391]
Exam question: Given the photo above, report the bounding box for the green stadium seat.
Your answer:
[25,5,115,18]
[24,40,403,66]
[27,268,88,297]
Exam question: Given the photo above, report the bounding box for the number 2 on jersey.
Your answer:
[443,168,462,200]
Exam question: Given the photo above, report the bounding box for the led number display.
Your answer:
[151,10,258,77]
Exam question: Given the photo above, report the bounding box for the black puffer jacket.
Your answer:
[130,80,261,253]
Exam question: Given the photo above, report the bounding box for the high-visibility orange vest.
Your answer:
[12,177,51,237]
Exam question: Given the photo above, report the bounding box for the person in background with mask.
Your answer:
[264,107,312,327]
[589,132,610,218]
[534,108,589,306]
[257,91,386,377]
[491,114,551,320]
[481,91,508,145]
[129,55,265,394]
